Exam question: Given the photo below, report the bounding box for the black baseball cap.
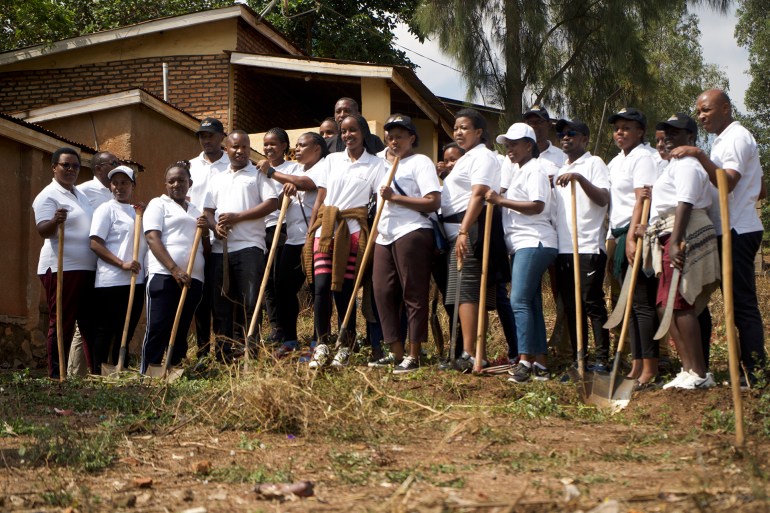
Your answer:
[196,117,225,135]
[555,119,590,136]
[384,114,417,134]
[523,105,550,121]
[608,107,647,130]
[655,113,698,133]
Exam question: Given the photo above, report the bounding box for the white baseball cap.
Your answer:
[107,165,136,182]
[496,123,537,145]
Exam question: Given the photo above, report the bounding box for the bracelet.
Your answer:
[266,167,276,179]
[458,229,469,237]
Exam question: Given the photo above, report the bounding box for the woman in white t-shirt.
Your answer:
[270,132,327,358]
[140,161,208,373]
[440,108,500,371]
[261,127,301,344]
[606,108,660,388]
[32,147,97,379]
[486,124,557,383]
[639,114,720,390]
[258,115,386,368]
[369,115,441,373]
[89,166,147,371]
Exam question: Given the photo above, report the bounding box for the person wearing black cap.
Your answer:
[89,166,147,371]
[371,115,441,373]
[670,89,766,385]
[523,105,567,177]
[641,113,719,390]
[188,117,229,361]
[553,119,611,372]
[606,108,660,387]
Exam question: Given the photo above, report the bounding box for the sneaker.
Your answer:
[368,354,400,368]
[308,343,330,369]
[677,370,716,390]
[393,356,420,374]
[533,364,550,381]
[273,340,299,360]
[454,352,474,373]
[469,355,489,369]
[330,347,351,368]
[662,370,690,389]
[370,346,385,363]
[507,362,532,383]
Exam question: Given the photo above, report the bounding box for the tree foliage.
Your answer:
[0,0,419,66]
[414,0,730,137]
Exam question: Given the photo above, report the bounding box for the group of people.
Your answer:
[33,90,766,390]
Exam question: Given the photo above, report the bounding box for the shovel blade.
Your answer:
[585,372,635,412]
[145,364,184,382]
[566,366,594,401]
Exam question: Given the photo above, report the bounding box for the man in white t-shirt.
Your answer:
[204,131,278,359]
[552,119,611,371]
[670,89,766,382]
[188,117,229,361]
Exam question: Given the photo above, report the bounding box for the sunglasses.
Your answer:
[97,160,120,167]
[56,162,81,170]
[557,130,581,138]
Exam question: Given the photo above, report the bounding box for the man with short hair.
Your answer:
[325,97,385,154]
[552,119,611,372]
[204,131,278,360]
[189,117,229,360]
[670,89,766,384]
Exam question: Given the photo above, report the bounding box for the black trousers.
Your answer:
[556,252,610,363]
[92,283,146,370]
[275,244,306,341]
[263,224,286,338]
[194,254,215,358]
[618,260,659,360]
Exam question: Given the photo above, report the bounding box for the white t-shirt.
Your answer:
[204,163,278,253]
[187,151,230,213]
[90,199,148,287]
[265,160,299,229]
[608,143,659,230]
[440,144,500,240]
[500,141,565,190]
[707,121,764,235]
[33,179,97,274]
[306,150,387,235]
[650,157,712,224]
[143,195,205,282]
[554,152,610,254]
[502,159,557,253]
[284,161,319,245]
[77,177,113,209]
[376,153,441,245]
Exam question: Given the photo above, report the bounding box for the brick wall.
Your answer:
[0,54,230,125]
[236,19,290,55]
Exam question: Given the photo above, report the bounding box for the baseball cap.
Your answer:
[608,107,647,130]
[655,113,698,133]
[555,119,590,136]
[196,117,225,135]
[384,114,417,134]
[107,165,136,182]
[523,105,550,121]
[496,123,537,145]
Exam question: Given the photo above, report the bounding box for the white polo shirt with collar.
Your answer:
[554,151,610,254]
[77,177,113,209]
[188,151,230,211]
[204,163,278,253]
[707,121,764,235]
[33,179,97,273]
[608,143,658,231]
[90,199,148,287]
[143,195,205,282]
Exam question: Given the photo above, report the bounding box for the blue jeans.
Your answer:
[510,245,557,356]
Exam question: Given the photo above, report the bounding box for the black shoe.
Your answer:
[507,362,532,383]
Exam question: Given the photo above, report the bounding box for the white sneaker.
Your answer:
[693,371,716,389]
[308,343,330,369]
[330,347,351,368]
[674,370,716,390]
[662,370,689,389]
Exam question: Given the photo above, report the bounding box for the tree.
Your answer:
[0,0,419,66]
[735,0,770,233]
[414,0,731,133]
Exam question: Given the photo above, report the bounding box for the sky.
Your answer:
[393,4,751,113]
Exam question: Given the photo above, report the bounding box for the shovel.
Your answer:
[335,157,400,353]
[244,193,291,364]
[565,179,591,398]
[716,167,745,447]
[587,197,650,411]
[102,211,143,376]
[146,226,203,382]
[429,282,445,358]
[56,223,66,382]
[473,202,494,373]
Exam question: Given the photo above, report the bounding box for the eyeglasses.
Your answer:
[557,130,580,138]
[56,162,81,170]
[96,160,120,167]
